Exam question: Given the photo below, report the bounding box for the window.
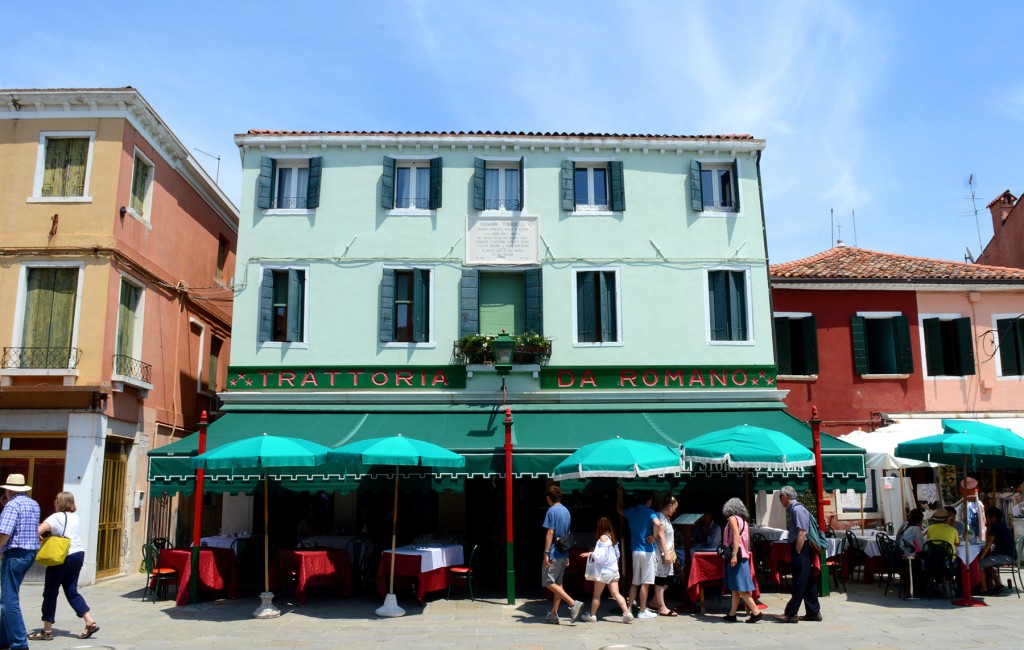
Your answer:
[707,270,749,342]
[381,157,442,211]
[560,160,624,212]
[216,236,229,283]
[129,151,154,219]
[256,157,322,211]
[18,267,80,368]
[851,314,913,375]
[996,316,1024,377]
[32,133,94,200]
[208,336,223,392]
[774,314,819,376]
[258,268,306,343]
[459,268,543,339]
[380,268,431,343]
[574,269,619,344]
[921,316,975,377]
[689,159,740,213]
[115,279,142,365]
[473,158,523,211]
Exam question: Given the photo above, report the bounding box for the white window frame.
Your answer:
[992,312,1024,379]
[29,131,96,203]
[480,156,524,215]
[258,263,310,349]
[127,148,155,225]
[696,156,744,218]
[570,266,623,347]
[855,311,908,379]
[382,264,436,348]
[189,318,213,396]
[918,312,969,380]
[704,266,755,346]
[571,159,613,215]
[388,155,436,216]
[263,154,314,217]
[111,272,149,389]
[773,311,817,380]
[2,261,86,383]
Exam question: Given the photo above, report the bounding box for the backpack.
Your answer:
[805,510,828,555]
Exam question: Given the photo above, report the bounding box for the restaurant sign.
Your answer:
[540,366,776,390]
[226,366,467,391]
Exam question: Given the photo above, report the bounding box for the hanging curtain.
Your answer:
[504,168,520,209]
[485,168,498,209]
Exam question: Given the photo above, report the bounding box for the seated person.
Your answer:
[692,512,722,549]
[978,506,1015,594]
[296,506,319,542]
[899,511,926,554]
[925,507,959,555]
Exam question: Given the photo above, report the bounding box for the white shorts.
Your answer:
[631,551,656,585]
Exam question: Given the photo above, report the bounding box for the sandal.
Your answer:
[28,630,53,641]
[658,609,678,617]
[78,624,100,640]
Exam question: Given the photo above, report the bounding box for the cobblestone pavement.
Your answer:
[16,576,1022,649]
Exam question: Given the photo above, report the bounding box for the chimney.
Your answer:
[987,190,1017,233]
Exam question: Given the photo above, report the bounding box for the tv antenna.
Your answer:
[966,173,984,253]
[194,148,221,184]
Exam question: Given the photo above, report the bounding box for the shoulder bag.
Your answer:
[36,513,71,567]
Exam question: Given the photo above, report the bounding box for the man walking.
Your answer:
[777,486,821,623]
[541,486,583,624]
[0,474,41,650]
[620,492,661,619]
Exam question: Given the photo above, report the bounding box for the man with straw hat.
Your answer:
[0,473,40,650]
[925,507,960,556]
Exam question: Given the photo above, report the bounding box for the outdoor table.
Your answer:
[377,544,464,603]
[750,525,787,542]
[844,534,884,583]
[686,551,760,616]
[277,548,354,604]
[300,535,355,550]
[955,543,984,590]
[157,548,240,606]
[200,534,250,555]
[767,539,840,586]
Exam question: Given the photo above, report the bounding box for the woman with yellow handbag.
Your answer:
[28,492,100,641]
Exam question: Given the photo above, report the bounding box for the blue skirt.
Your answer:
[724,558,756,592]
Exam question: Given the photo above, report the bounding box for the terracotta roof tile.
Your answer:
[242,129,756,141]
[770,246,1024,282]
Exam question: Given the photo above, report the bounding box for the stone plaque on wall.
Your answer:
[466,216,538,265]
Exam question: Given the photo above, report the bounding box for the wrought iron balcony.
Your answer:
[113,354,152,384]
[2,347,81,370]
[484,198,522,211]
[272,196,308,209]
[702,199,737,211]
[396,196,430,209]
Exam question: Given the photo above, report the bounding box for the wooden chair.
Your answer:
[447,544,478,600]
[993,536,1024,598]
[141,543,176,602]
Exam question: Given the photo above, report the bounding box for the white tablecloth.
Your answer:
[955,543,985,565]
[389,544,464,572]
[769,537,842,557]
[750,526,787,542]
[300,535,355,550]
[200,534,249,554]
[852,535,882,558]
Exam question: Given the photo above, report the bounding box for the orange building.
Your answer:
[0,88,238,584]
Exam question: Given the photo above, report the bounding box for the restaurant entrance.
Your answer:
[96,446,127,578]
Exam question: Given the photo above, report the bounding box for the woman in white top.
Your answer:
[579,517,633,623]
[649,494,679,616]
[29,492,99,641]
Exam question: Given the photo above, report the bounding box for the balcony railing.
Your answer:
[113,354,153,384]
[702,199,737,211]
[484,198,522,211]
[396,196,430,209]
[2,347,81,370]
[272,196,309,209]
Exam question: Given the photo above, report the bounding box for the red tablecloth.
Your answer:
[767,542,822,587]
[156,548,240,606]
[842,549,884,583]
[278,548,354,604]
[377,551,450,603]
[686,551,761,604]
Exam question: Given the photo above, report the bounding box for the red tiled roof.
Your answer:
[242,129,756,141]
[770,246,1024,282]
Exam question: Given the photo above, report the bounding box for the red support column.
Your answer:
[189,411,209,604]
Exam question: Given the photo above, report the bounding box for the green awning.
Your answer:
[148,403,866,495]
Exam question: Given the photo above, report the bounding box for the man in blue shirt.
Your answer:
[0,473,41,650]
[979,506,1015,595]
[777,485,821,622]
[619,492,661,619]
[541,486,583,624]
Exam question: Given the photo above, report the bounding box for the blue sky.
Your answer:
[3,1,1022,264]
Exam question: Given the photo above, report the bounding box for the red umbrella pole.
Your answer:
[504,407,515,605]
[189,411,208,604]
[953,454,985,607]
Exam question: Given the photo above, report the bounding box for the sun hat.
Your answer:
[959,476,979,495]
[930,507,952,521]
[0,474,32,492]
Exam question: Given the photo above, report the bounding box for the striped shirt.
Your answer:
[0,494,41,552]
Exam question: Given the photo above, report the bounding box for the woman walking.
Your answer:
[649,494,679,616]
[722,497,761,623]
[580,517,633,623]
[29,492,99,641]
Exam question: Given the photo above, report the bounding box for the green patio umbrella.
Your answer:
[326,435,465,617]
[680,424,815,469]
[190,434,331,618]
[551,437,683,480]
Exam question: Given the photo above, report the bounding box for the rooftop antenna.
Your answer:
[966,173,984,253]
[830,208,835,247]
[851,209,859,247]
[194,148,221,184]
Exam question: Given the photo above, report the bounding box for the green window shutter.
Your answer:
[130,157,148,215]
[65,138,87,197]
[472,157,486,211]
[997,318,1021,376]
[922,317,944,376]
[524,268,543,335]
[381,156,396,209]
[801,315,819,375]
[598,271,616,342]
[41,139,67,196]
[690,159,703,212]
[459,269,479,338]
[412,269,430,342]
[576,272,596,342]
[518,156,525,209]
[954,317,975,376]
[285,269,303,342]
[731,158,740,211]
[428,157,443,209]
[728,271,747,341]
[258,268,274,342]
[851,316,869,374]
[774,317,793,376]
[306,157,322,209]
[708,271,728,341]
[894,315,913,374]
[609,160,625,211]
[257,157,275,209]
[560,160,575,211]
[22,268,78,357]
[479,273,526,336]
[380,268,395,342]
[116,281,139,359]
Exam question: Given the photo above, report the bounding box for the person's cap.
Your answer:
[0,474,32,492]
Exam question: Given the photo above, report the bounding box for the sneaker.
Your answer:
[621,612,634,624]
[570,600,584,624]
[543,612,559,625]
[637,609,658,619]
[583,613,598,623]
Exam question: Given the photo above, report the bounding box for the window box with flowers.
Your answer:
[453,331,552,366]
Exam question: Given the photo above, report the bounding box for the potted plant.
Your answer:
[454,334,493,364]
[453,331,553,366]
[513,330,552,364]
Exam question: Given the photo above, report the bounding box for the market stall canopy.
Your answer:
[838,428,938,470]
[680,424,815,470]
[551,437,682,480]
[894,427,1024,469]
